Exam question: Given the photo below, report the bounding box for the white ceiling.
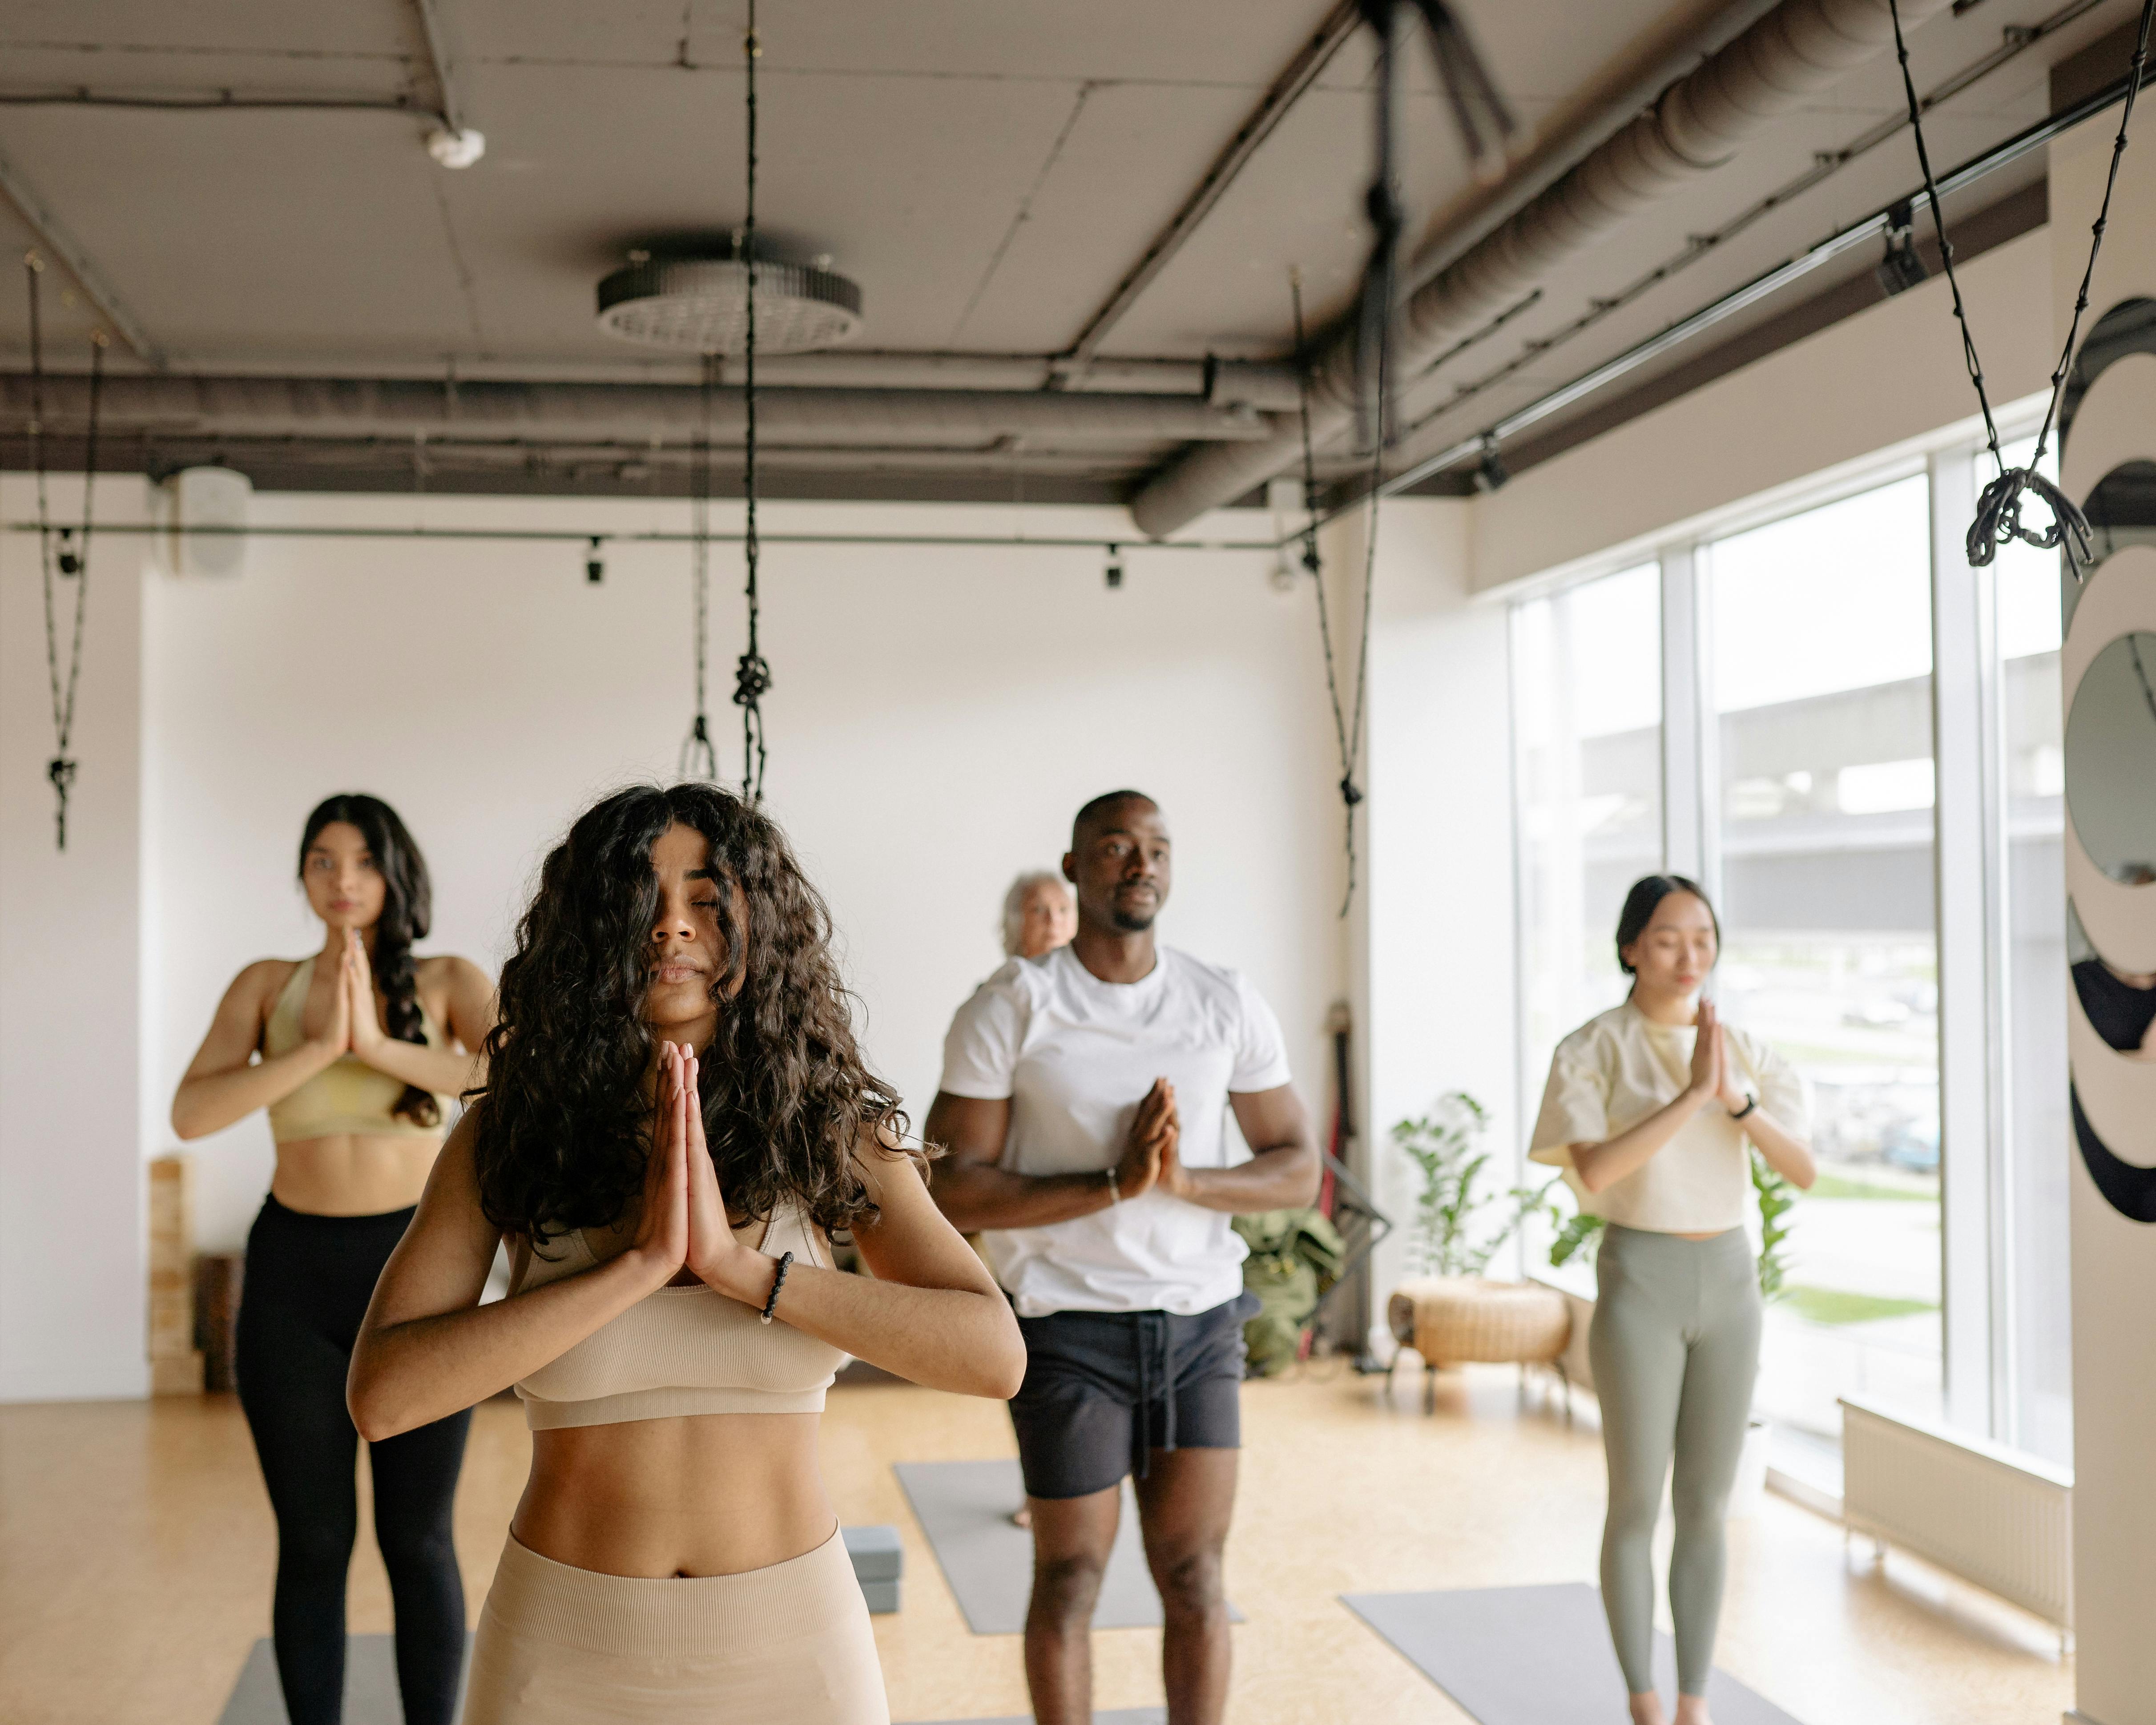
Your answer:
[0,0,2143,500]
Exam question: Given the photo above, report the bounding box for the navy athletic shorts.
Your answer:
[1007,1290,1260,1501]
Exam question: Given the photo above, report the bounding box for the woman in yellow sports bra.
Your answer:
[349,782,1025,1724]
[172,793,495,1725]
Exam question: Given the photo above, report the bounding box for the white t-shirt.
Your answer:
[1528,1001,1808,1234]
[938,943,1294,1317]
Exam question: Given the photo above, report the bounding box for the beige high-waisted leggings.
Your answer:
[463,1524,888,1724]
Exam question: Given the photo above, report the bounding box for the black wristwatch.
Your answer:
[1729,1094,1758,1121]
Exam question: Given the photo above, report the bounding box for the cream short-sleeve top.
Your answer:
[1528,1000,1807,1234]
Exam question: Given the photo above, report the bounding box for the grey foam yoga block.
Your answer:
[846,1523,904,1610]
[844,1522,904,1582]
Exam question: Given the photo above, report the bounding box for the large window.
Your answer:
[1513,562,1664,1137]
[1707,476,1941,1439]
[1509,433,2071,1469]
[1995,436,2071,1465]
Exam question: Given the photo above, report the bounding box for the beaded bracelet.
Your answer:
[760,1250,794,1324]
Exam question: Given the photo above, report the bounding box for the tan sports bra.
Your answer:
[262,955,452,1144]
[511,1205,845,1430]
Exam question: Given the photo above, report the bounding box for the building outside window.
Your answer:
[1705,475,1941,1440]
[1506,436,2079,1467]
[1511,562,1662,1282]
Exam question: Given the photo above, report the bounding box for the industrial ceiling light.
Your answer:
[596,237,864,355]
[426,127,487,169]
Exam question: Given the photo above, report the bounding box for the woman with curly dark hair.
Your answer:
[172,793,496,1725]
[350,782,1025,1724]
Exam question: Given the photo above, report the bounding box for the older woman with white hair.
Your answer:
[1001,870,1076,960]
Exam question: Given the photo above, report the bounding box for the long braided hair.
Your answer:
[298,794,439,1128]
[471,782,912,1245]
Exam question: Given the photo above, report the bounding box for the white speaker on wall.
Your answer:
[156,466,251,579]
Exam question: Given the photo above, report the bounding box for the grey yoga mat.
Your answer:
[222,1630,1163,1725]
[899,1713,1164,1725]
[894,1459,1241,1636]
[219,1635,472,1725]
[1342,1583,1803,1725]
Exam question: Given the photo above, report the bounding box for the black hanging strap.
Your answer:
[1291,271,1378,919]
[732,4,772,804]
[28,254,104,853]
[679,351,718,781]
[1888,0,2152,577]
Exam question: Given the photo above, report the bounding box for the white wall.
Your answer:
[0,474,152,1400]
[1329,498,1518,1333]
[138,492,1351,1256]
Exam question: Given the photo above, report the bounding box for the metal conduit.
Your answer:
[1129,0,1958,538]
[0,375,1278,447]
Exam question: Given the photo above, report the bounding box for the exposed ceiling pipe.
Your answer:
[1402,0,1791,288]
[0,372,1279,447]
[64,439,1169,477]
[0,142,165,367]
[409,0,471,136]
[0,350,1304,409]
[1056,0,1363,377]
[1129,0,1958,538]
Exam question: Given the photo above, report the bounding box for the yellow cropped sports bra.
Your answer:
[511,1205,845,1430]
[262,954,453,1145]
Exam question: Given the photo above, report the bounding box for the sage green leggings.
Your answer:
[1588,1223,1761,1697]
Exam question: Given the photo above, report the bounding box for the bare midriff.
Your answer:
[514,1414,833,1577]
[271,1133,442,1216]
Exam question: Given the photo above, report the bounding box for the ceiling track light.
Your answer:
[1104,543,1124,590]
[585,535,605,584]
[1876,201,1929,297]
[1472,435,1508,493]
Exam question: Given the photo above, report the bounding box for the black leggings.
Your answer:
[237,1196,471,1725]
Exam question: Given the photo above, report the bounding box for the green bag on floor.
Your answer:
[1233,1208,1348,1377]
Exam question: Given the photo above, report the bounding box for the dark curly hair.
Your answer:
[471,782,911,1245]
[299,794,439,1128]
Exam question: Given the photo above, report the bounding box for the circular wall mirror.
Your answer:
[2065,630,2156,884]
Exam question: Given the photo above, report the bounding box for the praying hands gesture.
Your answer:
[1116,1078,1180,1201]
[343,927,388,1060]
[319,926,488,1098]
[635,1041,783,1312]
[1686,996,1752,1114]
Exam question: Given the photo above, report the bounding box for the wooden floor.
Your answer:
[0,1366,2071,1724]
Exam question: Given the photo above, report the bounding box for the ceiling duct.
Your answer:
[0,372,1270,445]
[596,238,865,355]
[1128,0,1960,538]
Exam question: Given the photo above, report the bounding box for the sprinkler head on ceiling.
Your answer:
[426,127,487,169]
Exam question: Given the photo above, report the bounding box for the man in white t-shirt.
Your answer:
[926,790,1318,1725]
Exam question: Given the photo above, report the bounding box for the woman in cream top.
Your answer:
[1530,999,1806,1234]
[350,782,1026,1725]
[1530,875,1813,1725]
[170,794,495,1725]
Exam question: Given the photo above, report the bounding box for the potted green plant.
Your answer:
[1386,1093,1570,1406]
[1543,1149,1796,1296]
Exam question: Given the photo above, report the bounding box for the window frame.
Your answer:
[1507,395,2057,1456]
